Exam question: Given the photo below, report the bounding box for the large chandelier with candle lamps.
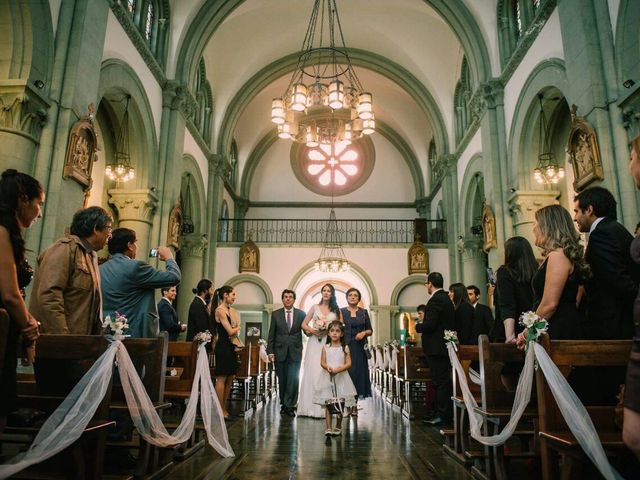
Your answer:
[271,0,375,147]
[533,93,564,185]
[106,95,135,184]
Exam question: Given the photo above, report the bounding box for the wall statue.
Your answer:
[239,236,260,273]
[63,105,98,190]
[481,201,497,253]
[167,202,183,249]
[407,235,429,274]
[567,105,604,191]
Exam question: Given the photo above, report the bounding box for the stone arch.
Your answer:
[240,119,425,200]
[224,273,274,305]
[458,154,485,234]
[216,49,449,160]
[615,0,640,94]
[219,199,229,242]
[389,275,427,306]
[97,59,159,188]
[181,154,206,235]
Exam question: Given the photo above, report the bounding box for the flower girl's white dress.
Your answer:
[313,344,357,409]
[297,305,333,418]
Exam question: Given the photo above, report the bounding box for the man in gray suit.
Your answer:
[100,228,181,338]
[267,289,306,417]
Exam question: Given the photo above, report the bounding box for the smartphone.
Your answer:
[149,248,158,258]
[486,267,497,286]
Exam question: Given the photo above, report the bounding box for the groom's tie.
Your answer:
[286,310,292,332]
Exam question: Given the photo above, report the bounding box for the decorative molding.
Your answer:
[0,84,49,141]
[179,233,208,258]
[247,201,416,209]
[109,1,167,86]
[507,190,560,227]
[235,198,250,218]
[63,105,98,190]
[108,188,159,225]
[415,197,431,216]
[162,80,185,110]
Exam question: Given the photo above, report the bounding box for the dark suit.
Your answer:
[415,289,455,421]
[158,298,181,341]
[584,217,640,339]
[472,302,494,341]
[186,297,212,341]
[267,307,306,410]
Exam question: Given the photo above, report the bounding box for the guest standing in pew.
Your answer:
[526,205,590,342]
[623,135,640,459]
[448,283,475,345]
[31,206,112,394]
[158,286,185,341]
[186,278,214,341]
[416,272,454,426]
[212,285,241,419]
[267,289,305,417]
[341,287,373,414]
[494,236,538,343]
[0,170,42,435]
[466,285,493,340]
[100,228,181,338]
[573,186,640,340]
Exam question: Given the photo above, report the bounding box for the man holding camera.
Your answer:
[100,228,181,338]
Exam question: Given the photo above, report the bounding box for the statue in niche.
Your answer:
[63,105,98,190]
[407,235,429,274]
[567,104,604,191]
[239,236,259,273]
[167,202,183,249]
[482,201,497,253]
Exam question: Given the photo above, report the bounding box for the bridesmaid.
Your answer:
[340,287,373,415]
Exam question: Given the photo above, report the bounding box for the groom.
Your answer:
[267,289,306,417]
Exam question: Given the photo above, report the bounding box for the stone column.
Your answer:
[459,237,487,295]
[234,197,250,242]
[108,188,159,258]
[441,154,461,281]
[370,305,393,344]
[205,155,229,278]
[508,190,559,247]
[176,233,208,326]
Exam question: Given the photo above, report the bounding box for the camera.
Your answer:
[149,248,158,258]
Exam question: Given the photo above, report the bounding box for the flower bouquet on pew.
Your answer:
[444,330,459,350]
[102,312,129,339]
[194,330,213,346]
[517,311,548,350]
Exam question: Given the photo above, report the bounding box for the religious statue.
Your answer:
[567,104,604,191]
[63,105,98,190]
[239,236,260,273]
[481,201,497,253]
[407,235,429,274]
[167,202,183,249]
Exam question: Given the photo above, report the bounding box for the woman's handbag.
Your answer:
[325,376,345,415]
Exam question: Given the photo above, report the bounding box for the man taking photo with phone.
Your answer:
[100,228,181,338]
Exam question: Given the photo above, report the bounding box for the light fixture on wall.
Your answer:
[533,93,564,185]
[106,95,135,184]
[270,0,375,147]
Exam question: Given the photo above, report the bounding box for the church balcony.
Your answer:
[217,218,447,245]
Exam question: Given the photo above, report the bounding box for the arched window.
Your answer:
[219,201,229,242]
[118,0,169,67]
[453,56,473,143]
[428,139,438,187]
[229,141,238,188]
[192,57,214,145]
[497,0,537,66]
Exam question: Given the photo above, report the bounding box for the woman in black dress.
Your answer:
[529,205,589,340]
[494,236,538,343]
[186,278,214,341]
[449,283,475,345]
[0,170,43,435]
[340,288,373,414]
[212,285,240,419]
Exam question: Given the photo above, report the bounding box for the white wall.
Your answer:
[456,129,483,193]
[182,129,209,197]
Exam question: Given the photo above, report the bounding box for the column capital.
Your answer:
[162,80,185,110]
[415,197,431,216]
[480,79,505,109]
[235,197,250,218]
[0,83,49,141]
[108,188,159,225]
[507,190,560,226]
[180,233,208,258]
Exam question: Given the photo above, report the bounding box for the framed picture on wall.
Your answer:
[567,106,604,191]
[63,108,98,190]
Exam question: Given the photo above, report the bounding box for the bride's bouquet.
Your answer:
[310,318,328,342]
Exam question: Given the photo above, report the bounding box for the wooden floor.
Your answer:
[170,393,473,480]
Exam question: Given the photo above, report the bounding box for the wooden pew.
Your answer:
[385,345,398,405]
[230,345,253,413]
[1,332,116,480]
[536,335,633,480]
[474,335,537,480]
[399,345,431,420]
[374,345,384,392]
[394,347,405,409]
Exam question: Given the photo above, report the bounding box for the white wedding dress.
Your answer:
[296,305,336,418]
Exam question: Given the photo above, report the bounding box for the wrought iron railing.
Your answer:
[217,218,447,244]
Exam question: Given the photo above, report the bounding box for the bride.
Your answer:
[297,283,343,418]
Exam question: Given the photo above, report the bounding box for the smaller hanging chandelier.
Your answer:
[106,95,135,184]
[271,0,375,147]
[533,93,564,185]
[315,207,350,273]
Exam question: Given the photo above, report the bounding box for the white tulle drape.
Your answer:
[116,341,234,458]
[259,344,269,363]
[375,349,383,369]
[447,342,624,480]
[382,348,390,370]
[391,347,398,372]
[0,340,234,480]
[0,342,118,480]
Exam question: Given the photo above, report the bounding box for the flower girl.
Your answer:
[315,320,357,436]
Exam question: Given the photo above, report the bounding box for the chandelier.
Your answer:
[533,93,564,185]
[271,0,375,147]
[106,95,135,183]
[315,207,350,273]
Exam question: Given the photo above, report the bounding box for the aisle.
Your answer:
[171,392,472,479]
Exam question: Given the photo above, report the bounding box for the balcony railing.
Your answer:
[217,218,447,244]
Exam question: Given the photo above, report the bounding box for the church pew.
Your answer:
[385,345,398,405]
[399,345,431,420]
[230,345,253,413]
[1,332,116,480]
[393,347,405,409]
[374,345,384,392]
[535,335,633,480]
[474,335,537,480]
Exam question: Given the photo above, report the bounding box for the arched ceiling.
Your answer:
[167,0,497,199]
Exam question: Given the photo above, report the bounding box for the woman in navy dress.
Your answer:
[340,288,373,414]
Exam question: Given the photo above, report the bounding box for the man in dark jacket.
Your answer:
[158,286,186,341]
[415,272,455,425]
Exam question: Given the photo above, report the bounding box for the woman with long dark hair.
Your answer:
[298,283,343,418]
[340,287,373,413]
[448,282,475,344]
[212,285,240,419]
[0,170,43,435]
[494,236,538,343]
